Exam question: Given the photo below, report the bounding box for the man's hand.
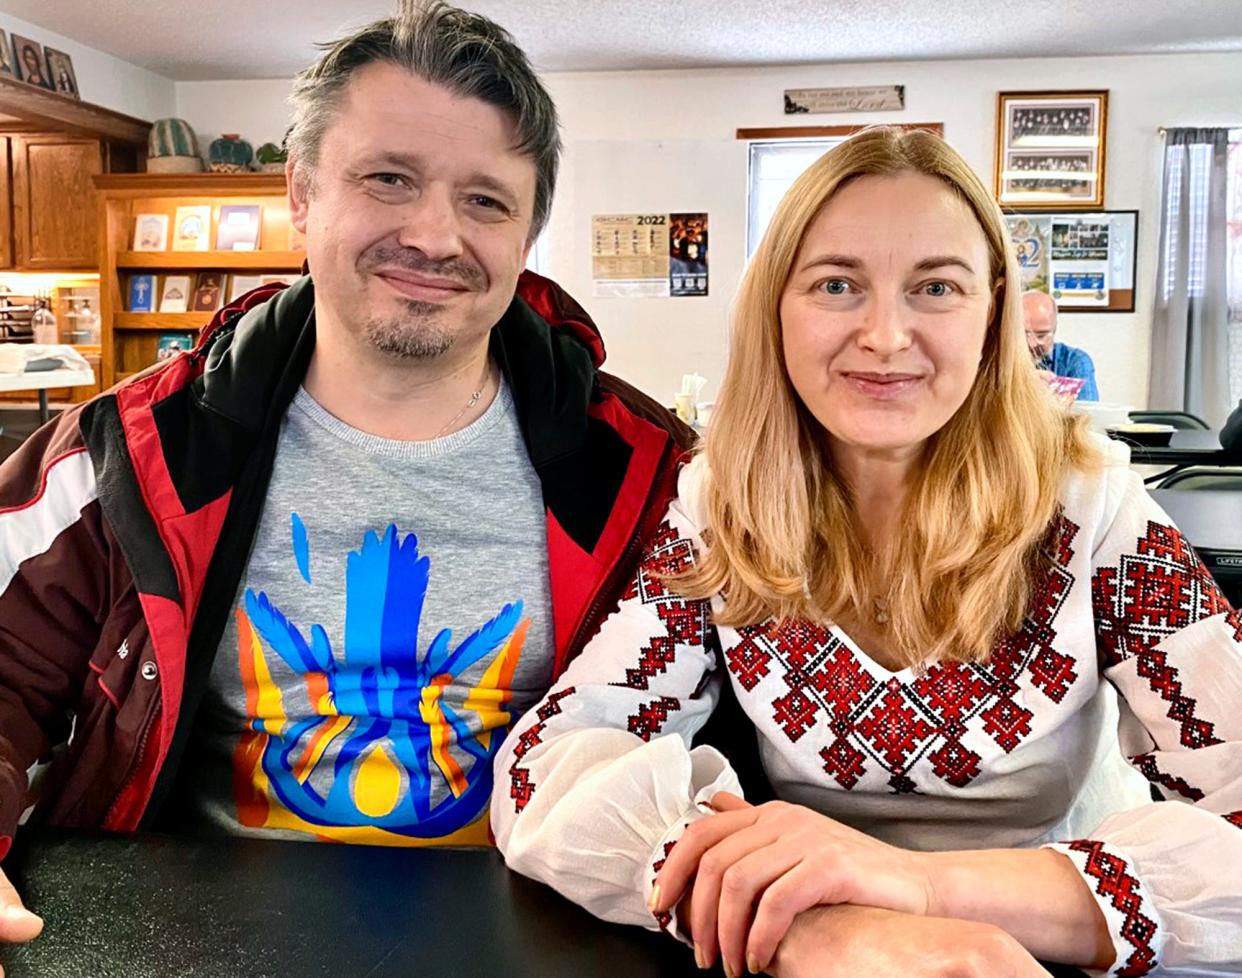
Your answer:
[0,865,43,961]
[768,904,1051,978]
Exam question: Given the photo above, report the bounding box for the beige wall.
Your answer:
[175,51,1242,407]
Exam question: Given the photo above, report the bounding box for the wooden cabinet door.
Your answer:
[12,135,102,269]
[0,137,11,268]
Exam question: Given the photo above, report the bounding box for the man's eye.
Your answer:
[369,173,408,188]
[468,195,508,213]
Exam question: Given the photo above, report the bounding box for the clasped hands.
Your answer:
[648,792,1049,978]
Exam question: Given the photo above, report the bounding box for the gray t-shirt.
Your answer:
[181,380,554,846]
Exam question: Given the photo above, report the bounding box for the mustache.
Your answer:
[359,245,486,290]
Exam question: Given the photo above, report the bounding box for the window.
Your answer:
[746,139,844,256]
[1160,130,1242,402]
[743,125,944,258]
[1160,143,1214,301]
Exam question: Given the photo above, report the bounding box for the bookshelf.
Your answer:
[94,173,303,386]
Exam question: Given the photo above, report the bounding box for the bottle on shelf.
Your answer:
[32,299,59,346]
[75,299,101,345]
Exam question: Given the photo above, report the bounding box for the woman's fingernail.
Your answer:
[724,961,737,978]
[1,905,38,921]
[647,883,661,912]
[748,953,761,974]
[694,943,706,969]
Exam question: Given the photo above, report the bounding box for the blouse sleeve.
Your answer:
[491,484,741,936]
[1045,464,1242,977]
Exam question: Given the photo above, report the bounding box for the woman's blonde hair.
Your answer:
[677,126,1096,666]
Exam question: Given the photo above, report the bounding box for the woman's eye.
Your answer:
[922,281,956,297]
[820,278,851,295]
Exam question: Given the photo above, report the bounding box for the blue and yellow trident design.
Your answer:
[232,516,527,845]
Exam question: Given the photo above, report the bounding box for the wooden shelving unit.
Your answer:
[112,312,213,330]
[116,250,304,271]
[95,172,301,387]
[0,76,149,146]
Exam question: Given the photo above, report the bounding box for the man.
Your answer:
[1224,399,1241,453]
[0,0,691,942]
[1022,289,1099,401]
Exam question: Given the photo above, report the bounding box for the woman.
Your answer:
[492,128,1241,978]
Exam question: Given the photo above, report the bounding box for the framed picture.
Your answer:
[43,47,79,99]
[994,91,1108,209]
[11,35,51,90]
[0,31,15,79]
[1004,209,1137,313]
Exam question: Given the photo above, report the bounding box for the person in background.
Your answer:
[1023,289,1099,401]
[494,128,1242,978]
[0,0,692,948]
[1222,399,1241,452]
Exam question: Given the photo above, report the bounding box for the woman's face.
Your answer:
[779,171,995,462]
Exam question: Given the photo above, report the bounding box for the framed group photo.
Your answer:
[994,90,1108,209]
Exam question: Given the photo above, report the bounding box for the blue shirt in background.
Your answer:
[1041,341,1099,401]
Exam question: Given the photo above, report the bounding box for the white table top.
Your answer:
[0,368,96,393]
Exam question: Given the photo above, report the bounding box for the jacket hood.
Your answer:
[516,270,607,369]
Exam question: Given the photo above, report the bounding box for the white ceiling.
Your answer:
[10,0,1242,80]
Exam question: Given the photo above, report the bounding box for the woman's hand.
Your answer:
[650,792,935,976]
[768,904,1052,978]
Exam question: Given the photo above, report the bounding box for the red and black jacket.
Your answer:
[0,272,693,855]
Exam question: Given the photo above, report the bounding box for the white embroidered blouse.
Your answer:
[492,440,1242,977]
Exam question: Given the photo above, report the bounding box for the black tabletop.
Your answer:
[0,830,1090,978]
[1123,428,1234,467]
[1152,489,1242,586]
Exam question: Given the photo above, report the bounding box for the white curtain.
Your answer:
[1228,135,1241,408]
[1149,127,1232,428]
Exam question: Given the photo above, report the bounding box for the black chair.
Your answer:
[1158,466,1242,490]
[1128,410,1210,430]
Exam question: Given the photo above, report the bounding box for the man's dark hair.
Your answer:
[286,0,561,239]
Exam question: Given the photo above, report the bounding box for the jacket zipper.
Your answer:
[102,701,161,828]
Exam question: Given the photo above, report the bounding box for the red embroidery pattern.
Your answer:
[1225,811,1242,830]
[508,686,577,813]
[730,515,1082,793]
[1067,840,1158,977]
[651,834,684,931]
[614,520,708,692]
[1131,752,1204,801]
[726,631,773,691]
[1092,521,1229,751]
[628,695,681,741]
[1093,520,1231,664]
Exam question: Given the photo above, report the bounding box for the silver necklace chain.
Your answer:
[434,365,491,439]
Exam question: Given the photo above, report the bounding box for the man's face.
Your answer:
[289,63,537,363]
[1023,298,1056,360]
